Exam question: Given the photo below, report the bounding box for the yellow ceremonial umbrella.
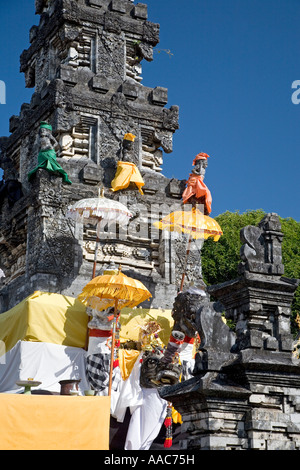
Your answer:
[154,207,222,291]
[154,207,222,241]
[78,268,152,395]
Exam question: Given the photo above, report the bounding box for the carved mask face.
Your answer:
[140,350,164,389]
[39,128,50,137]
[140,349,182,389]
[193,159,208,177]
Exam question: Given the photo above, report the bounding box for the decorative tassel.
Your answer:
[164,402,173,448]
[164,417,172,427]
[164,437,172,448]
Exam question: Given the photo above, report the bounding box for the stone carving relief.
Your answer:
[0,208,27,283]
[39,213,78,278]
[142,144,163,172]
[100,29,124,80]
[62,30,96,72]
[82,235,156,272]
[126,39,143,83]
[104,11,122,35]
[10,249,26,281]
[49,28,97,77]
[26,173,81,284]
[0,152,23,208]
[58,115,98,163]
[125,33,154,83]
[172,236,203,288]
[140,127,173,173]
[35,0,49,14]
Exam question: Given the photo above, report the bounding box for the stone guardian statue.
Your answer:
[28,122,72,184]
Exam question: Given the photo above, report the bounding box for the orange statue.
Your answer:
[182,152,212,215]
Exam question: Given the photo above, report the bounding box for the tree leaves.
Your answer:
[201,210,300,333]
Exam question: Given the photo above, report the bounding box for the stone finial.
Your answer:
[35,0,48,14]
[238,213,284,276]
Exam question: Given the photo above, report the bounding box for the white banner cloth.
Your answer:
[0,341,89,394]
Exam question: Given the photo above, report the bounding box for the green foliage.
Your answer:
[280,217,300,331]
[201,210,300,333]
[201,209,266,285]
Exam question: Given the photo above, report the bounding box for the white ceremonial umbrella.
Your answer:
[68,189,132,279]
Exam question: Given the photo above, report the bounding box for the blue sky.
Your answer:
[0,0,300,221]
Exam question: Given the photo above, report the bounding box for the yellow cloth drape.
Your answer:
[120,308,173,346]
[118,349,140,381]
[111,161,145,194]
[0,394,110,450]
[0,293,173,358]
[172,407,183,424]
[0,291,88,353]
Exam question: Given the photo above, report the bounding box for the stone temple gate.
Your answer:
[0,0,198,312]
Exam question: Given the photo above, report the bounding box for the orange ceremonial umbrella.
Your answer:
[154,207,222,290]
[78,268,152,395]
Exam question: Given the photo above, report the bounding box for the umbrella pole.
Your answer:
[84,237,100,351]
[180,233,192,292]
[92,217,103,279]
[92,235,100,279]
[85,226,101,351]
[108,299,118,396]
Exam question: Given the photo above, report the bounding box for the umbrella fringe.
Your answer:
[78,272,152,311]
[79,288,151,311]
[153,211,223,242]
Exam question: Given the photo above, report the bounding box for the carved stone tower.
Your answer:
[0,0,193,312]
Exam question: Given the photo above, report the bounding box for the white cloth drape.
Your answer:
[88,336,167,450]
[125,387,167,450]
[0,341,89,394]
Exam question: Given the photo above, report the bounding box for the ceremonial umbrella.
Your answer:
[68,189,132,279]
[154,207,222,291]
[78,268,152,395]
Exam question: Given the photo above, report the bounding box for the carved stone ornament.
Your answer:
[140,346,182,389]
